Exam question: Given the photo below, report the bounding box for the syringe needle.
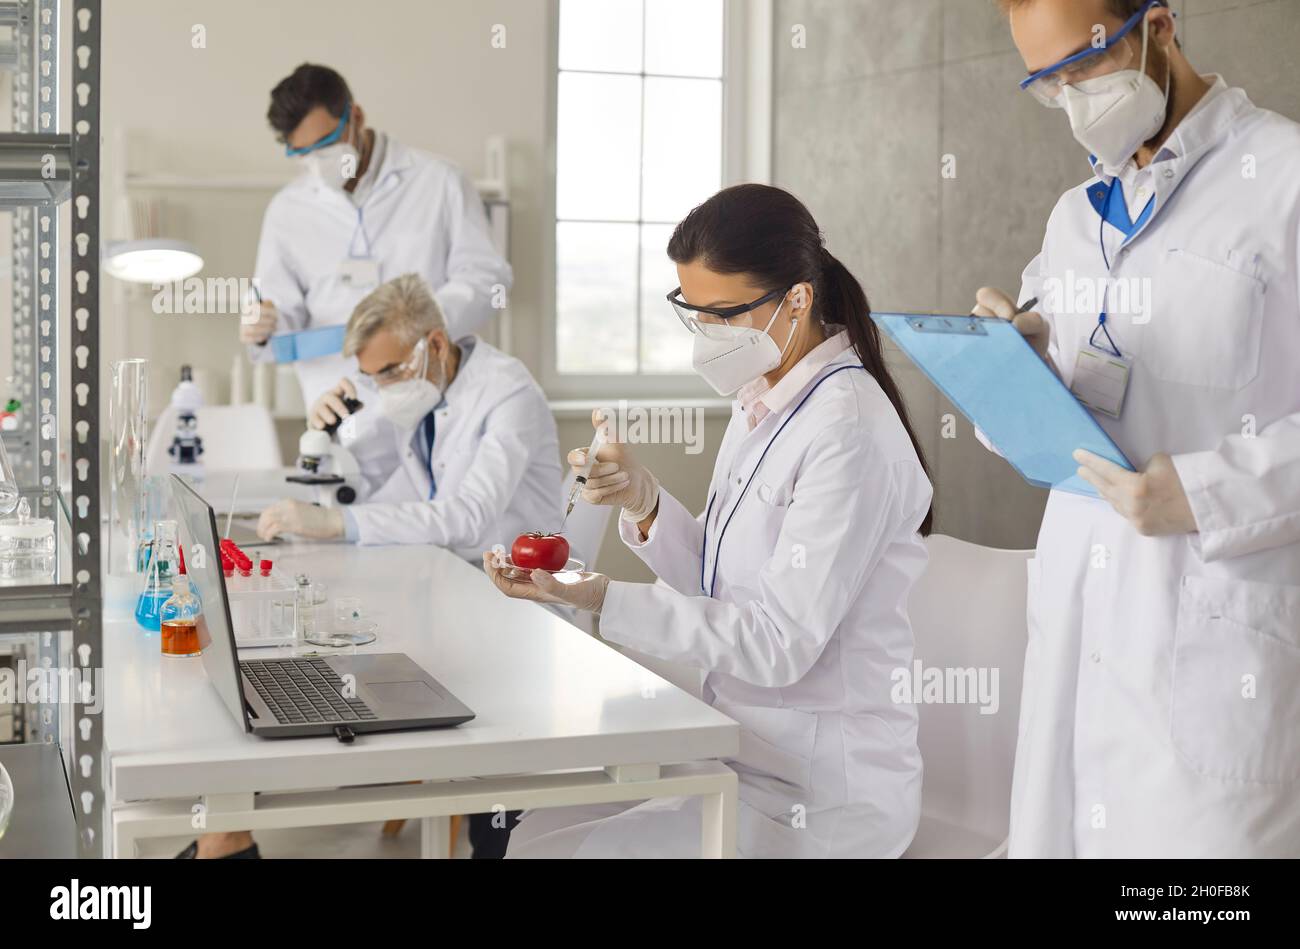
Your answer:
[561,421,607,529]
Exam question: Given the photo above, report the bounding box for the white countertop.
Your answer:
[103,540,738,802]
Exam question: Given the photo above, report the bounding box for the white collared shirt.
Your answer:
[1098,75,1228,225]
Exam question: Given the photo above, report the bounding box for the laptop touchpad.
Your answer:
[369,680,439,706]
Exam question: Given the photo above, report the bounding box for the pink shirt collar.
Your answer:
[737,330,853,430]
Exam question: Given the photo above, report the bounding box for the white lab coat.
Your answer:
[1009,80,1300,857]
[250,134,512,408]
[342,339,562,561]
[508,346,932,858]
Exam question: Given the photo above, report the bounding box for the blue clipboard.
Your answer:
[871,312,1134,497]
[267,324,347,364]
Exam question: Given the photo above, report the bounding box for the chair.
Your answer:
[145,403,283,475]
[902,534,1032,859]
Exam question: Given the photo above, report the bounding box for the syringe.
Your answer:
[562,421,608,527]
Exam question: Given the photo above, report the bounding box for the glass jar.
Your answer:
[0,497,56,580]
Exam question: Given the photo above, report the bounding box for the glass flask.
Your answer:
[159,573,204,658]
[0,497,56,580]
[135,519,181,631]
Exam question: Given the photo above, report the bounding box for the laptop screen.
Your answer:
[170,475,251,733]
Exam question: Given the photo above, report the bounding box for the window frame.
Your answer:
[541,0,773,401]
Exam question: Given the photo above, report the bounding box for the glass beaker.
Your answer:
[308,595,378,648]
[109,358,149,574]
[0,434,19,518]
[135,519,181,631]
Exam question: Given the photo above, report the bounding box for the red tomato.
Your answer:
[511,532,569,572]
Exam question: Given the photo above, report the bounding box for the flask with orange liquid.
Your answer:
[159,568,203,658]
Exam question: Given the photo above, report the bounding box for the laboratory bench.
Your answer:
[102,532,740,858]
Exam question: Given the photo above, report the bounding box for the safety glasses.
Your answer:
[357,336,427,390]
[284,101,352,157]
[1019,0,1161,107]
[668,286,788,340]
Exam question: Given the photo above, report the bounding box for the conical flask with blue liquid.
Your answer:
[135,519,181,631]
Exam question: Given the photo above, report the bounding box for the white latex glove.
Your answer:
[972,287,1052,363]
[239,299,279,346]
[482,549,610,614]
[1074,450,1198,536]
[309,377,359,431]
[568,409,660,521]
[257,499,345,541]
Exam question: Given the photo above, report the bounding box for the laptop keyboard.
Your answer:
[241,658,378,725]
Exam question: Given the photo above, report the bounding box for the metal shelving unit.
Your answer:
[0,0,101,858]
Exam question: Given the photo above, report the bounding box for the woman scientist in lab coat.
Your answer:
[483,184,935,859]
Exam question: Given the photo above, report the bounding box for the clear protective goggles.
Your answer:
[668,286,790,341]
[1018,0,1161,107]
[285,100,352,157]
[356,336,428,391]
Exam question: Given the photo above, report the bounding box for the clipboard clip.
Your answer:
[906,315,989,336]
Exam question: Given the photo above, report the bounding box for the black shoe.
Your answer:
[175,840,262,859]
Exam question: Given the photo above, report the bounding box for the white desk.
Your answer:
[104,541,739,857]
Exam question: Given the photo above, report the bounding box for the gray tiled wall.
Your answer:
[772,0,1300,549]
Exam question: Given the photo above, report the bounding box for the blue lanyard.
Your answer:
[347,206,374,259]
[699,364,865,597]
[1090,179,1155,358]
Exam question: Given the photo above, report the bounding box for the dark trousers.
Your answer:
[468,809,521,859]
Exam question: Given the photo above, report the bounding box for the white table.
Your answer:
[103,540,739,858]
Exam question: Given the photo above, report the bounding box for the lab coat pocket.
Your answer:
[719,478,790,590]
[713,699,817,791]
[1146,247,1264,390]
[1170,575,1300,785]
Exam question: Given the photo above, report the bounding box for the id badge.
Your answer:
[1070,344,1132,419]
[338,256,381,291]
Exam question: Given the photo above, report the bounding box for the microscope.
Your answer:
[286,396,363,507]
[167,366,205,478]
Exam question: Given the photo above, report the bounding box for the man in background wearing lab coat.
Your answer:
[976,0,1300,857]
[240,63,511,410]
[178,275,557,860]
[258,272,561,564]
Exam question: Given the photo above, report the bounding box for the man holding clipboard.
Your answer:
[975,0,1300,857]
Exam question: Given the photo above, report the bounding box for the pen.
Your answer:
[248,279,270,347]
[562,417,608,527]
[1016,296,1039,314]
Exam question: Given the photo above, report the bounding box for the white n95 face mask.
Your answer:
[691,297,798,397]
[377,342,442,431]
[300,142,359,192]
[1060,17,1170,170]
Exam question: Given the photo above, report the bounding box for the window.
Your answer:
[553,0,726,379]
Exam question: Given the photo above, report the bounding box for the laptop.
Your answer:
[170,475,475,741]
